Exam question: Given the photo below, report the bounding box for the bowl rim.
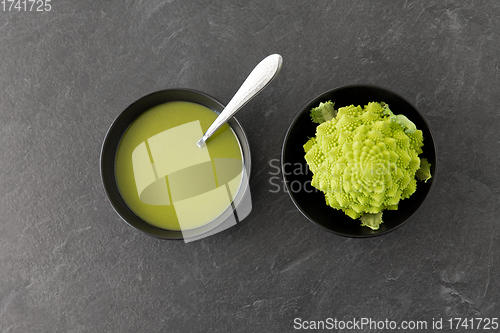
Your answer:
[100,88,252,240]
[281,84,438,237]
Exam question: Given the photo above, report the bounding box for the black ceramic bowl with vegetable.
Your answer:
[281,85,437,237]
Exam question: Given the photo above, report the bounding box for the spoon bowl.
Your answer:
[101,89,252,240]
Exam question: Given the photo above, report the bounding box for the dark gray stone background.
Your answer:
[1,1,499,332]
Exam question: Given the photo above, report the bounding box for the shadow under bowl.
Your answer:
[281,85,437,237]
[100,89,251,240]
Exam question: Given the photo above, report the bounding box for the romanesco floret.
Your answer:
[304,101,430,230]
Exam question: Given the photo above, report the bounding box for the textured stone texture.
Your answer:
[1,1,499,332]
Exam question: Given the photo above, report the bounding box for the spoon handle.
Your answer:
[197,54,283,147]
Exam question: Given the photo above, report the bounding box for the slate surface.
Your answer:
[1,1,499,332]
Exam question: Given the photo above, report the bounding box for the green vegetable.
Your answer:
[360,212,383,230]
[416,158,432,182]
[390,114,417,134]
[310,101,337,124]
[304,101,431,230]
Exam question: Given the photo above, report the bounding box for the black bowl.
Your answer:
[281,85,437,237]
[101,89,251,240]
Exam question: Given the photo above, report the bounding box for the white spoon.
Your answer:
[196,54,283,148]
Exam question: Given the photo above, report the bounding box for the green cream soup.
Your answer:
[115,101,243,231]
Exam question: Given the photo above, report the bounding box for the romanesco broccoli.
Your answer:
[310,101,337,124]
[360,212,384,230]
[304,101,431,230]
[416,158,432,182]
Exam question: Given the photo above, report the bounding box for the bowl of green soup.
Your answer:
[101,89,252,240]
